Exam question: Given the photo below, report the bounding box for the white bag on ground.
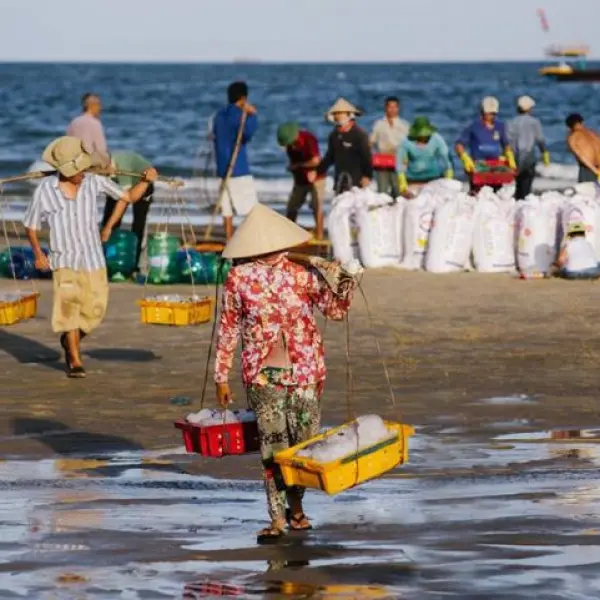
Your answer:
[515,194,561,274]
[400,194,441,270]
[426,192,477,273]
[357,193,404,268]
[472,187,516,272]
[328,190,360,265]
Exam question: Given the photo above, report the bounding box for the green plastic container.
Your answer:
[147,233,181,284]
[177,250,231,285]
[104,230,137,280]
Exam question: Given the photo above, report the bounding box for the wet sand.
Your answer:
[2,272,600,598]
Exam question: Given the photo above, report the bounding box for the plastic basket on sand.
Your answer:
[274,415,414,495]
[138,294,213,326]
[0,292,40,326]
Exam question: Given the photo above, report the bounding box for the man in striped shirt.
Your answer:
[24,136,157,378]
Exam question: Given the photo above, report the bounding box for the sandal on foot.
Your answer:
[256,526,285,545]
[286,510,313,531]
[67,365,87,379]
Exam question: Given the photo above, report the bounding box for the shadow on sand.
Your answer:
[0,329,62,370]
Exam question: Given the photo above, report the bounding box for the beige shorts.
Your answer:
[219,175,258,218]
[52,268,109,334]
[287,179,326,216]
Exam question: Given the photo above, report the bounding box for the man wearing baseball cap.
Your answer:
[508,96,550,199]
[455,96,516,192]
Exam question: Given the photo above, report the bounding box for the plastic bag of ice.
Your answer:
[236,409,257,423]
[356,415,389,447]
[186,408,218,424]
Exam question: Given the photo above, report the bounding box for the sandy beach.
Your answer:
[2,271,600,598]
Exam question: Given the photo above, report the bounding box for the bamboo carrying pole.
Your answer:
[203,109,249,241]
[0,168,184,188]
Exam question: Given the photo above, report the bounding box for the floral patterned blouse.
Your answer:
[214,255,354,387]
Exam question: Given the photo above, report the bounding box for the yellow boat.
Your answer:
[539,45,600,81]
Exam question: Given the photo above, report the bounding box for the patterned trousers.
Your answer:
[247,369,322,523]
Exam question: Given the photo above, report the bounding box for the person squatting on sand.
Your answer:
[213,204,356,543]
[556,221,600,280]
[23,136,157,378]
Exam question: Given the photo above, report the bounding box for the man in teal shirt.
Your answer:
[397,117,453,194]
[101,150,154,272]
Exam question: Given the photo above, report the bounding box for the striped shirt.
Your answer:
[23,175,124,272]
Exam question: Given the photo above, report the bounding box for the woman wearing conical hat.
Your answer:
[214,204,356,543]
[308,98,373,194]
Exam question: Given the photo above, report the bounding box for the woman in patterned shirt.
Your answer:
[215,204,356,544]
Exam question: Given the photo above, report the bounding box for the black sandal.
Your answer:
[286,509,313,531]
[257,526,286,545]
[67,365,87,379]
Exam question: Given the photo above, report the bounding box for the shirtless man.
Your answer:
[566,113,600,183]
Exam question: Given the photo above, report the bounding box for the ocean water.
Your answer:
[0,61,598,212]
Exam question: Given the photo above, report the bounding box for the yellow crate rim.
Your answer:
[275,421,414,472]
[0,292,40,308]
[138,297,211,309]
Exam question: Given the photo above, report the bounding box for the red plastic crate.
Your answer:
[174,416,260,458]
[471,159,515,187]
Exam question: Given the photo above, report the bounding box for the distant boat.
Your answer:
[539,45,600,82]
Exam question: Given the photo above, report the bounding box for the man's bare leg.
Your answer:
[66,330,83,368]
[224,216,234,241]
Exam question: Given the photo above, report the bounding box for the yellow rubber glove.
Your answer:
[542,151,551,166]
[505,149,517,171]
[398,172,408,195]
[444,168,454,179]
[459,152,475,173]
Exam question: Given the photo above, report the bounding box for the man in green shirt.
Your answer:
[101,151,154,272]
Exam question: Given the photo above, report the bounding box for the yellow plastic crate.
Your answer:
[274,420,415,495]
[138,297,213,326]
[0,293,40,326]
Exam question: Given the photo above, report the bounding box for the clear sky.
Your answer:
[0,0,597,62]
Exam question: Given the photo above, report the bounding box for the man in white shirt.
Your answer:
[67,93,110,168]
[370,96,409,197]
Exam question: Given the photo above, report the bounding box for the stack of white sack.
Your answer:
[515,192,563,275]
[357,192,404,268]
[426,191,477,273]
[296,414,391,463]
[400,179,463,271]
[186,408,256,426]
[472,187,516,273]
[328,188,402,269]
[328,188,364,266]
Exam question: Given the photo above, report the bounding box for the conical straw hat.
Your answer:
[222,204,312,259]
[325,97,362,122]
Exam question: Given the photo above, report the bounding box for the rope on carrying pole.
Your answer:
[203,109,249,241]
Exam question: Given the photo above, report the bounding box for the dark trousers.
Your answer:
[101,185,154,270]
[515,166,536,200]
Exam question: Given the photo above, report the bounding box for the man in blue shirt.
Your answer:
[212,81,259,240]
[455,97,516,192]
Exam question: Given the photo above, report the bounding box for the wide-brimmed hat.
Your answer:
[517,95,536,111]
[408,116,437,140]
[222,204,312,259]
[567,221,587,236]
[42,136,93,177]
[325,97,362,123]
[277,122,300,147]
[481,96,500,114]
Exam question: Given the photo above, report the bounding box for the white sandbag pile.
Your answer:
[357,193,405,268]
[515,192,562,275]
[426,192,477,273]
[186,408,256,426]
[296,414,391,463]
[472,187,516,273]
[328,188,403,269]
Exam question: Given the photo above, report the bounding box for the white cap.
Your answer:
[481,96,500,114]
[517,95,536,111]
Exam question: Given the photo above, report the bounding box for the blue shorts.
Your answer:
[559,266,600,280]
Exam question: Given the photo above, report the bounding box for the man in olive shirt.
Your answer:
[101,151,154,271]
